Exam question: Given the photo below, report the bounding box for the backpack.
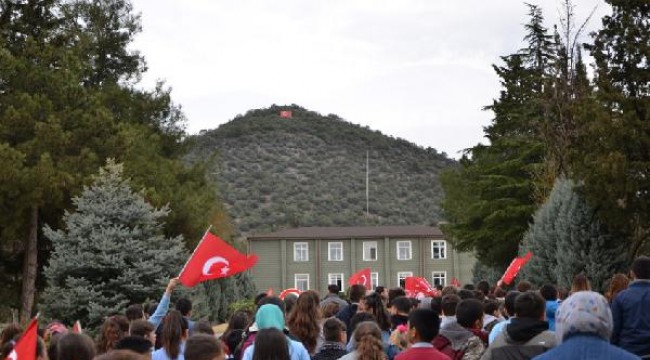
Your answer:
[433,334,486,360]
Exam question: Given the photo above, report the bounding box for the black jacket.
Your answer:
[312,342,347,360]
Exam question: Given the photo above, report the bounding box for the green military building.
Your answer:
[247,226,476,293]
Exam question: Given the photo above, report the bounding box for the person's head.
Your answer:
[457,289,474,300]
[462,284,475,291]
[252,328,289,360]
[555,291,613,344]
[226,311,250,333]
[1,324,21,346]
[144,303,158,318]
[322,318,346,344]
[328,284,340,294]
[360,293,391,332]
[387,288,406,307]
[456,299,484,330]
[257,296,286,314]
[516,281,532,293]
[476,281,490,298]
[514,292,546,320]
[115,336,152,355]
[58,333,96,360]
[321,302,340,318]
[286,291,321,353]
[493,287,506,299]
[129,320,155,346]
[390,296,412,316]
[407,309,440,343]
[222,330,243,356]
[631,256,650,280]
[191,321,214,336]
[353,322,385,360]
[571,273,591,293]
[539,284,558,301]
[504,291,520,318]
[175,298,193,317]
[283,295,298,317]
[126,304,144,321]
[185,334,224,360]
[93,350,145,360]
[96,316,128,354]
[255,304,285,331]
[349,285,367,303]
[254,293,268,306]
[441,286,457,297]
[606,273,630,302]
[375,286,387,300]
[440,294,460,317]
[349,313,376,335]
[483,299,500,317]
[557,287,569,301]
[161,310,189,359]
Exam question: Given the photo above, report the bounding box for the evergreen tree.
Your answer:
[41,161,187,330]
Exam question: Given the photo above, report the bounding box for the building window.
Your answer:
[295,274,310,291]
[371,272,379,290]
[363,241,378,261]
[431,240,447,259]
[396,241,412,260]
[294,242,308,262]
[328,273,344,291]
[397,271,413,288]
[432,271,447,287]
[328,242,343,261]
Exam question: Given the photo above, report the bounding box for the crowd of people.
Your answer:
[1,256,649,360]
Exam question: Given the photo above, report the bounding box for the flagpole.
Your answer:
[177,225,213,278]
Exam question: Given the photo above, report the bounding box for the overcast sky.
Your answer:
[130,0,610,158]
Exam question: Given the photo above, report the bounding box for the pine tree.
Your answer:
[41,160,187,330]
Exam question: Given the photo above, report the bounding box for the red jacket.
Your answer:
[395,346,451,360]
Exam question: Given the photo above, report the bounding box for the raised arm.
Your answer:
[148,277,179,328]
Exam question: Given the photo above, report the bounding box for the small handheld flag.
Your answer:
[5,318,37,360]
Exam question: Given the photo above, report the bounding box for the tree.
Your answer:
[41,160,187,330]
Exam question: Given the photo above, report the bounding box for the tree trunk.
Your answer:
[20,206,38,324]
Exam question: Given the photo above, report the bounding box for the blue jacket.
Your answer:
[611,280,650,357]
[533,334,640,360]
[335,303,358,339]
[545,300,559,331]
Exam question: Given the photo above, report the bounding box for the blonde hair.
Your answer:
[354,322,386,360]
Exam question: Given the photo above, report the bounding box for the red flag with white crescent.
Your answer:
[279,288,301,300]
[405,276,440,297]
[5,318,37,360]
[348,268,371,288]
[178,232,258,287]
[500,252,533,285]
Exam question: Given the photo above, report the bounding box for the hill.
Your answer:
[187,105,456,235]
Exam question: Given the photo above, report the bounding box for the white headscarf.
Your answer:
[555,291,613,344]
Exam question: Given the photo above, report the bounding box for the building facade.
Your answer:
[247,226,475,293]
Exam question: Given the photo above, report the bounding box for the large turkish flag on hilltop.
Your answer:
[348,268,371,288]
[5,318,37,360]
[178,232,258,287]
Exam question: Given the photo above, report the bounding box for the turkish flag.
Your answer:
[405,277,440,297]
[348,268,371,288]
[279,288,301,300]
[279,110,292,118]
[178,232,258,287]
[451,278,461,288]
[5,318,37,360]
[500,252,533,285]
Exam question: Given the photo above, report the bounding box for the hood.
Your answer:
[505,318,549,343]
[439,322,473,350]
[256,304,285,331]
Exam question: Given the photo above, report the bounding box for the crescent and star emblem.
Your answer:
[360,275,367,285]
[202,256,231,276]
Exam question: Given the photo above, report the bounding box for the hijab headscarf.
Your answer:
[555,291,613,344]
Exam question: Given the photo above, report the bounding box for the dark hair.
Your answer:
[129,320,154,338]
[252,328,289,360]
[353,322,385,360]
[328,284,340,294]
[284,295,298,315]
[484,299,499,315]
[255,293,268,306]
[539,284,558,301]
[322,318,346,342]
[441,286,457,296]
[632,256,650,280]
[375,286,386,295]
[185,334,223,360]
[441,294,460,316]
[37,337,46,358]
[47,333,61,360]
[96,316,129,354]
[477,281,490,297]
[430,297,442,315]
[349,285,367,303]
[226,311,250,334]
[504,291,520,318]
[514,292,545,319]
[349,313,376,334]
[192,321,214,336]
[257,296,286,314]
[387,288,406,306]
[93,350,143,360]
[145,302,158,318]
[456,299,484,328]
[125,304,144,321]
[362,293,391,331]
[162,310,189,359]
[571,273,591,293]
[391,296,412,315]
[516,280,532,293]
[58,333,96,360]
[223,329,243,356]
[557,287,569,301]
[321,302,341,318]
[493,287,506,298]
[462,284,475,291]
[1,324,21,347]
[408,309,440,343]
[175,298,193,317]
[286,290,321,353]
[457,289,474,301]
[115,336,152,354]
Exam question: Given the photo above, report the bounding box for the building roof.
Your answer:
[248,225,443,240]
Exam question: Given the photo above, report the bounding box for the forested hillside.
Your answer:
[188,105,455,234]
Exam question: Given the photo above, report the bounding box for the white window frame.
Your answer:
[397,271,413,288]
[328,273,344,291]
[370,272,379,290]
[396,241,412,260]
[294,242,309,262]
[363,241,378,261]
[431,240,447,259]
[432,271,447,287]
[295,273,310,291]
[328,242,343,261]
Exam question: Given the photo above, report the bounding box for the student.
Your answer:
[488,291,519,344]
[395,309,449,360]
[96,316,130,354]
[185,334,224,360]
[339,322,387,360]
[115,336,154,359]
[389,297,412,330]
[336,285,366,339]
[539,284,558,331]
[152,311,189,360]
[440,295,460,329]
[129,320,156,347]
[320,285,348,309]
[126,278,180,329]
[176,299,195,333]
[251,329,290,360]
[241,304,310,360]
[312,318,347,360]
[287,290,321,354]
[433,299,486,359]
[57,333,96,360]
